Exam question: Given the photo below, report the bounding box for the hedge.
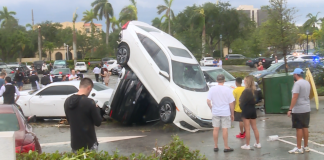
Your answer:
[222,59,248,65]
[16,135,207,160]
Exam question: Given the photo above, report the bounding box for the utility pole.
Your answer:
[38,25,42,60]
[32,9,34,26]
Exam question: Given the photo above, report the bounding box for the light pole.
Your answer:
[38,25,42,60]
[306,30,309,55]
[64,43,69,60]
[220,34,223,58]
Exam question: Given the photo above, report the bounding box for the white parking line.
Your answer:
[277,136,324,156]
[41,136,146,147]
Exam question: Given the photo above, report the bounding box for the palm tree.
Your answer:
[43,41,55,61]
[110,16,120,32]
[303,12,321,29]
[82,9,98,56]
[0,6,17,28]
[91,0,114,45]
[152,16,165,29]
[72,9,78,64]
[119,0,137,25]
[157,0,175,34]
[192,8,206,55]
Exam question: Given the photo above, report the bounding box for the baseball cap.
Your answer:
[217,74,225,81]
[293,68,303,75]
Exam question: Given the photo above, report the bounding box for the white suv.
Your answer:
[200,57,214,66]
[105,21,212,132]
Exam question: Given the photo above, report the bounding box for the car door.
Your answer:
[29,85,78,117]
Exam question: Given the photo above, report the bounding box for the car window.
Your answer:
[136,25,160,33]
[229,56,240,59]
[54,61,66,65]
[93,83,110,91]
[301,56,314,60]
[76,63,85,66]
[37,85,78,95]
[137,33,169,74]
[107,61,115,64]
[206,58,214,60]
[0,113,20,131]
[52,69,70,74]
[204,69,235,82]
[168,47,192,58]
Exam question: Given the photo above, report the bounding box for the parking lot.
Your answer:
[21,67,324,160]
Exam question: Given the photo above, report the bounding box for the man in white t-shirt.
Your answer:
[217,58,223,68]
[69,70,79,81]
[207,74,235,152]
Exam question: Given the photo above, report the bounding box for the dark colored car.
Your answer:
[0,104,42,153]
[111,65,122,75]
[11,66,31,84]
[246,57,273,69]
[51,68,71,82]
[105,68,160,124]
[53,60,68,69]
[33,61,44,74]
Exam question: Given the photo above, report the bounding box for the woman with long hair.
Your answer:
[240,75,261,150]
[101,68,110,86]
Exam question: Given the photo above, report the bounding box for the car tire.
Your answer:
[116,43,130,67]
[159,99,176,124]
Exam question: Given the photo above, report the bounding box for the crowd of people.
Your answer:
[92,61,111,86]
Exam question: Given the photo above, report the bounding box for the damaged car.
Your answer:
[104,21,213,132]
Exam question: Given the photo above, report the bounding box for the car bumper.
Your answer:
[173,111,213,132]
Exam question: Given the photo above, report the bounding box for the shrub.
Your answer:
[317,87,324,96]
[16,135,206,160]
[222,59,248,65]
[229,72,250,78]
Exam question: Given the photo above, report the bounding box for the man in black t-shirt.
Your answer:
[64,78,102,152]
[29,71,40,90]
[15,69,24,91]
[41,71,51,86]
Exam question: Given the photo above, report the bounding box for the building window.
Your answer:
[85,28,90,33]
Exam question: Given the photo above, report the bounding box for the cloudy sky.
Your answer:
[2,0,324,30]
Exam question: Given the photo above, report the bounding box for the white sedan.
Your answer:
[4,81,113,118]
[200,57,214,66]
[107,60,118,71]
[74,62,87,72]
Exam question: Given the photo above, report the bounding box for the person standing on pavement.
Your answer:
[93,65,100,82]
[41,71,51,87]
[257,62,264,71]
[217,58,223,68]
[49,63,53,71]
[240,75,261,150]
[0,77,20,104]
[64,78,102,152]
[1,69,7,78]
[287,68,311,154]
[207,74,235,152]
[29,71,40,90]
[101,68,110,86]
[69,70,79,81]
[14,69,24,91]
[233,77,246,139]
[100,64,104,82]
[213,59,218,67]
[0,73,6,87]
[42,62,48,73]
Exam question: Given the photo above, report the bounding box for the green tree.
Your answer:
[157,0,175,34]
[110,16,120,32]
[43,41,55,61]
[119,0,137,24]
[82,9,98,56]
[72,9,78,64]
[91,0,114,45]
[303,12,321,31]
[191,8,206,55]
[152,16,165,29]
[0,6,17,28]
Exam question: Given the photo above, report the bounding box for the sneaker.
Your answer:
[241,144,251,150]
[236,132,246,138]
[303,146,310,152]
[254,143,261,148]
[288,147,304,154]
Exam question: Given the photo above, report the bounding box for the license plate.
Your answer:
[58,75,62,78]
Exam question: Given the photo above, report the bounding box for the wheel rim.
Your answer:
[160,103,172,121]
[117,47,127,64]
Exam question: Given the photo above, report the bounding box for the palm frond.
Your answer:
[157,5,168,15]
[163,0,169,6]
[130,0,136,6]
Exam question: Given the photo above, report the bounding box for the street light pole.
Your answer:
[306,30,309,55]
[67,45,69,60]
[220,34,223,58]
[38,25,42,60]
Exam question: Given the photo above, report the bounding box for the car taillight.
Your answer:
[122,21,130,30]
[248,60,252,62]
[226,58,228,60]
[59,72,62,74]
[67,74,70,77]
[16,142,35,153]
[262,59,265,62]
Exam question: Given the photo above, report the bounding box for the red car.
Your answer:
[0,104,41,153]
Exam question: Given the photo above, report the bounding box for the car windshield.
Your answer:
[172,61,208,92]
[107,61,115,64]
[0,113,19,131]
[76,63,85,66]
[54,61,66,65]
[267,62,283,71]
[204,69,236,82]
[168,47,192,58]
[52,69,70,74]
[93,83,110,91]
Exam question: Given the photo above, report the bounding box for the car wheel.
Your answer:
[159,99,176,124]
[116,43,130,66]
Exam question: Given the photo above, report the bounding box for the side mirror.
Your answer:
[27,115,36,123]
[159,71,170,81]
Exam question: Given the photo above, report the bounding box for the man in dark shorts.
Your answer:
[233,77,245,138]
[287,68,311,154]
[14,69,24,91]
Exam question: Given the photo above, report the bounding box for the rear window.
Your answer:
[107,61,115,64]
[302,56,315,60]
[168,47,192,58]
[0,113,19,131]
[93,83,110,91]
[54,61,66,65]
[206,58,214,60]
[52,69,70,74]
[76,63,85,66]
[136,25,160,33]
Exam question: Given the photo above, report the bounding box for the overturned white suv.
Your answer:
[104,21,214,132]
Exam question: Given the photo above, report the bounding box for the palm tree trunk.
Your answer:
[106,14,110,46]
[19,51,22,62]
[73,22,77,64]
[202,23,206,56]
[91,22,94,57]
[168,14,171,35]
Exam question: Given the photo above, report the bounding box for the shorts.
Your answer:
[292,112,310,129]
[212,116,231,128]
[234,111,243,122]
[17,81,23,87]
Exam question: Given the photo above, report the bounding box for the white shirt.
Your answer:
[0,83,20,96]
[207,85,235,116]
[69,74,78,81]
[93,67,101,74]
[218,60,223,68]
[42,64,48,71]
[47,74,53,83]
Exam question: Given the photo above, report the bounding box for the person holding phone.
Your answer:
[69,70,79,81]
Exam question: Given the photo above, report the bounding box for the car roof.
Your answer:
[200,66,223,71]
[0,104,16,114]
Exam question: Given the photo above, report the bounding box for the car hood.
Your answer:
[250,70,273,77]
[175,88,212,119]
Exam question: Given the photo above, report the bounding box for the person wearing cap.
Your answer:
[287,68,311,154]
[29,71,40,90]
[207,74,235,152]
[14,68,24,91]
[0,77,20,104]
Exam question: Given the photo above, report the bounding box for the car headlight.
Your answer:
[254,74,261,78]
[183,105,196,119]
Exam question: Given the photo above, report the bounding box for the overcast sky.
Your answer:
[2,0,324,30]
